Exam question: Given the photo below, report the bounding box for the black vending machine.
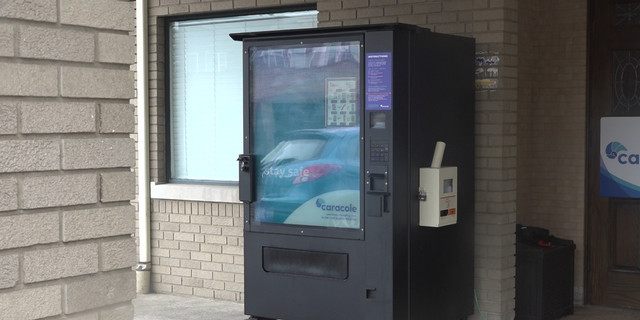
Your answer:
[233,24,475,320]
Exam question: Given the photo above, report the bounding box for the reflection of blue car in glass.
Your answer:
[255,128,360,224]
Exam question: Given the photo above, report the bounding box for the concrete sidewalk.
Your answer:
[133,293,248,320]
[133,293,640,320]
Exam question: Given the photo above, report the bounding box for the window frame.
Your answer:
[163,4,318,187]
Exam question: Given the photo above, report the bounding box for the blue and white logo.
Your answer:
[605,141,639,165]
[315,198,357,212]
[605,141,627,159]
[285,190,360,228]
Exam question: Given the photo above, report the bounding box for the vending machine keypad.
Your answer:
[370,141,389,162]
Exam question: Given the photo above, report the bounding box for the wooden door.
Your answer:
[587,0,640,309]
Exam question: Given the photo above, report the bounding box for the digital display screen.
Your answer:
[370,112,386,129]
[444,179,453,194]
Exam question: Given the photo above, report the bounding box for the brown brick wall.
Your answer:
[0,0,137,318]
[517,0,536,243]
[517,0,587,303]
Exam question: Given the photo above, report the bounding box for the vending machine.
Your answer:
[233,24,475,320]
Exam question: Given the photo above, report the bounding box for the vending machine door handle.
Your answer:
[237,154,255,202]
[237,155,251,172]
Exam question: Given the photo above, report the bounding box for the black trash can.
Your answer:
[515,241,576,320]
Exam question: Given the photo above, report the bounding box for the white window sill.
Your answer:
[150,182,241,203]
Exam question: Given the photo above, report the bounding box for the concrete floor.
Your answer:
[133,293,640,320]
[133,294,247,320]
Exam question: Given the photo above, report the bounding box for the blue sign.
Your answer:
[366,52,392,110]
[600,117,640,198]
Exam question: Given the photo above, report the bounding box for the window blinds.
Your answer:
[169,11,317,182]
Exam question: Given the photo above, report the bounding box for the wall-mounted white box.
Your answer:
[419,167,457,227]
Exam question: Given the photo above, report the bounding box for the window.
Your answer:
[168,10,318,183]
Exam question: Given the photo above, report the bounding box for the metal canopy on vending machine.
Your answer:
[233,23,475,320]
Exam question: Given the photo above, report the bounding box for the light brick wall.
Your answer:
[0,0,137,318]
[516,0,587,304]
[150,200,245,300]
[145,1,520,319]
[470,1,519,318]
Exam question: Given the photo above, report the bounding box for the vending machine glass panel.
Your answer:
[249,39,362,231]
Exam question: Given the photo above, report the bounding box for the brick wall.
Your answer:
[0,0,137,318]
[464,1,518,319]
[150,200,245,300]
[517,0,588,304]
[145,1,520,319]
